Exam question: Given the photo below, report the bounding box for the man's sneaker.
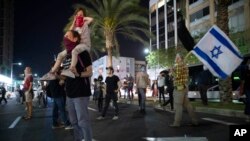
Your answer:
[52,124,64,129]
[40,72,56,81]
[112,116,119,120]
[96,116,105,120]
[65,125,74,130]
[61,69,75,78]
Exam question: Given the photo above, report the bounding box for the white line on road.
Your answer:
[144,137,208,141]
[88,107,97,112]
[8,116,22,129]
[202,117,238,125]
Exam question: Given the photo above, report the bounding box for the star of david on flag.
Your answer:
[191,25,243,79]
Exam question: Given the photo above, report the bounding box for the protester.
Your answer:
[157,72,165,103]
[52,7,93,77]
[239,59,250,122]
[0,84,7,104]
[126,73,134,100]
[136,66,150,114]
[169,54,198,127]
[162,69,174,110]
[46,63,72,129]
[97,66,121,120]
[197,66,211,106]
[22,67,34,120]
[61,30,93,141]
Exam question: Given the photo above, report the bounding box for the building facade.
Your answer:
[149,0,250,52]
[0,0,14,77]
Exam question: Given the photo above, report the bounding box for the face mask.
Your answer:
[75,16,84,27]
[107,69,111,74]
[63,37,77,54]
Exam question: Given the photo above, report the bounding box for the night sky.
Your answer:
[13,0,148,79]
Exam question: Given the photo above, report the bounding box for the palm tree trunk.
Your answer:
[217,0,232,103]
[105,32,114,67]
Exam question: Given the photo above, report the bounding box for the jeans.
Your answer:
[67,97,92,141]
[102,93,119,117]
[138,88,146,110]
[53,97,70,126]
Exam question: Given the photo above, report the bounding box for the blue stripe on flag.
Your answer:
[193,47,228,79]
[210,28,243,59]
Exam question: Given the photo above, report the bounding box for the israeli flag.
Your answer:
[192,25,243,79]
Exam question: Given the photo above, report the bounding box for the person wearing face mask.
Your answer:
[97,66,122,120]
[239,59,250,122]
[40,7,93,80]
[61,30,93,141]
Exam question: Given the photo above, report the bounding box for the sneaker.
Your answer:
[112,116,119,120]
[61,69,75,78]
[52,124,64,129]
[96,116,105,120]
[65,125,74,130]
[40,72,56,81]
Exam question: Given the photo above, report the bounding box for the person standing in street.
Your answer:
[136,66,150,114]
[62,30,93,141]
[97,66,121,120]
[22,66,34,120]
[169,54,198,127]
[46,63,72,129]
[0,84,7,104]
[197,66,211,106]
[157,72,165,103]
[162,69,174,110]
[239,59,250,122]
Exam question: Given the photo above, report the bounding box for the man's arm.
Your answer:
[80,65,93,77]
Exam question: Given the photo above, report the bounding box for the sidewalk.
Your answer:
[118,96,246,119]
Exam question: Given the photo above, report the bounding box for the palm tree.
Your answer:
[75,0,150,67]
[216,0,232,103]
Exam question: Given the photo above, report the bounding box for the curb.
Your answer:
[195,107,246,118]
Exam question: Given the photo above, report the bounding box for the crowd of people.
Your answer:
[2,4,249,141]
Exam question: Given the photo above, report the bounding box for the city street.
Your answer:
[0,97,248,141]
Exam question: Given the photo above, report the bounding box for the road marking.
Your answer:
[202,117,238,125]
[88,107,97,112]
[8,116,22,129]
[144,137,208,141]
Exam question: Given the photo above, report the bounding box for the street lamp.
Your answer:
[11,62,22,87]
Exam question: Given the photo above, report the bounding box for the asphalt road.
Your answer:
[0,97,248,141]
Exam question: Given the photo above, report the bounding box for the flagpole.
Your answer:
[164,0,168,49]
[173,0,178,48]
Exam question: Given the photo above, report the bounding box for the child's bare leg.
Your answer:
[51,50,67,73]
[69,44,89,74]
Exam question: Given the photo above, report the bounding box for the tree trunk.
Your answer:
[105,32,114,67]
[107,48,112,67]
[217,0,232,104]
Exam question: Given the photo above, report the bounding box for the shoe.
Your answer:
[96,116,104,120]
[112,116,119,120]
[169,124,180,127]
[61,69,75,78]
[52,124,64,129]
[40,72,56,81]
[65,125,74,130]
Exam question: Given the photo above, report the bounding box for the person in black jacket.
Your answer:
[197,66,211,106]
[46,64,71,129]
[161,69,174,110]
[0,84,7,104]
